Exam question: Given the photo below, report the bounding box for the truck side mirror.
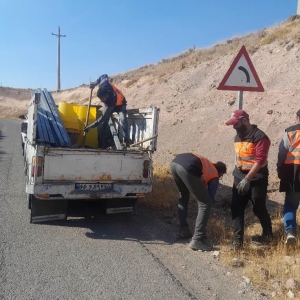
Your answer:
[19,114,26,120]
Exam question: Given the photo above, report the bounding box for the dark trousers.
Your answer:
[170,162,213,240]
[98,104,129,147]
[231,177,272,243]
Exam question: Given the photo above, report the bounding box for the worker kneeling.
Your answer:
[170,153,227,251]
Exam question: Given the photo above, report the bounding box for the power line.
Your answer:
[52,26,66,91]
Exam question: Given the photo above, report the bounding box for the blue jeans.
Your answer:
[283,192,300,234]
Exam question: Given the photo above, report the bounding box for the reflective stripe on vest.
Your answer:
[234,141,257,170]
[285,130,300,165]
[193,154,218,185]
[110,84,125,106]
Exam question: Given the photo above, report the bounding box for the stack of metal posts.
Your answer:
[35,88,71,147]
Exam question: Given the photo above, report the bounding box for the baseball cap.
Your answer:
[225,109,249,125]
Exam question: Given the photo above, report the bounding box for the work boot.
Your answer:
[285,230,297,246]
[251,234,273,246]
[176,226,192,239]
[189,237,213,251]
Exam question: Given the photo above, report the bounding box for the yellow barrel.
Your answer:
[58,103,80,133]
[77,105,98,148]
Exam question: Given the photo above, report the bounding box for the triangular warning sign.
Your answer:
[217,45,264,92]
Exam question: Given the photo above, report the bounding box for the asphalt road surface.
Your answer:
[0,118,266,300]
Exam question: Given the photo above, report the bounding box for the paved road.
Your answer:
[0,118,266,300]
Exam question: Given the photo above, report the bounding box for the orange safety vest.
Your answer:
[284,127,300,165]
[234,126,269,171]
[110,83,125,106]
[193,154,218,185]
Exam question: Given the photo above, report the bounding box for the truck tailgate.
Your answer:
[43,149,145,181]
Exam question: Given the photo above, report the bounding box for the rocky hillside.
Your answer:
[2,16,300,194]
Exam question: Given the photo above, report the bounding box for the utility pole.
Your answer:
[298,0,300,15]
[52,26,66,91]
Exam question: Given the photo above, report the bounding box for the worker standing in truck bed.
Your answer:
[84,74,130,149]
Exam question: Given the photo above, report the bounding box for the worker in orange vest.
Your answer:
[277,109,300,246]
[225,109,273,250]
[84,74,130,148]
[170,153,227,251]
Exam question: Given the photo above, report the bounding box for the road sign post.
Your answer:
[238,91,243,109]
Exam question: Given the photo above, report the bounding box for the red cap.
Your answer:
[225,109,249,125]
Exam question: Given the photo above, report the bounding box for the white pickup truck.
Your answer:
[22,89,159,223]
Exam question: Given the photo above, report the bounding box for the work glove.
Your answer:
[83,126,90,133]
[89,82,97,89]
[237,177,251,195]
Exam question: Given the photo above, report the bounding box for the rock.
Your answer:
[287,290,295,298]
[267,110,273,115]
[283,256,297,265]
[272,279,281,290]
[286,44,294,51]
[209,83,216,90]
[285,278,300,290]
[258,267,269,280]
[227,100,235,106]
[212,251,220,258]
[242,276,251,284]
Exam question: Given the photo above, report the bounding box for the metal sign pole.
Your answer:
[238,91,243,109]
[234,90,244,165]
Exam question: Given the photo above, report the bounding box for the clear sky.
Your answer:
[0,0,297,90]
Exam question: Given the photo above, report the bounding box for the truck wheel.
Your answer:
[21,136,24,156]
[27,194,32,210]
[29,195,37,223]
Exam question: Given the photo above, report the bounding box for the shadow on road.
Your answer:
[38,179,284,248]
[47,202,178,246]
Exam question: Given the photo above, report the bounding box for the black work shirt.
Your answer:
[172,153,203,177]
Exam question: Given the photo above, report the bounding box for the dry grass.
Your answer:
[221,212,300,298]
[141,163,300,299]
[142,164,178,211]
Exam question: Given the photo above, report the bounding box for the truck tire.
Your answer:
[27,194,32,210]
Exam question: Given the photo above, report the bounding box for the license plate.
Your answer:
[75,183,112,191]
